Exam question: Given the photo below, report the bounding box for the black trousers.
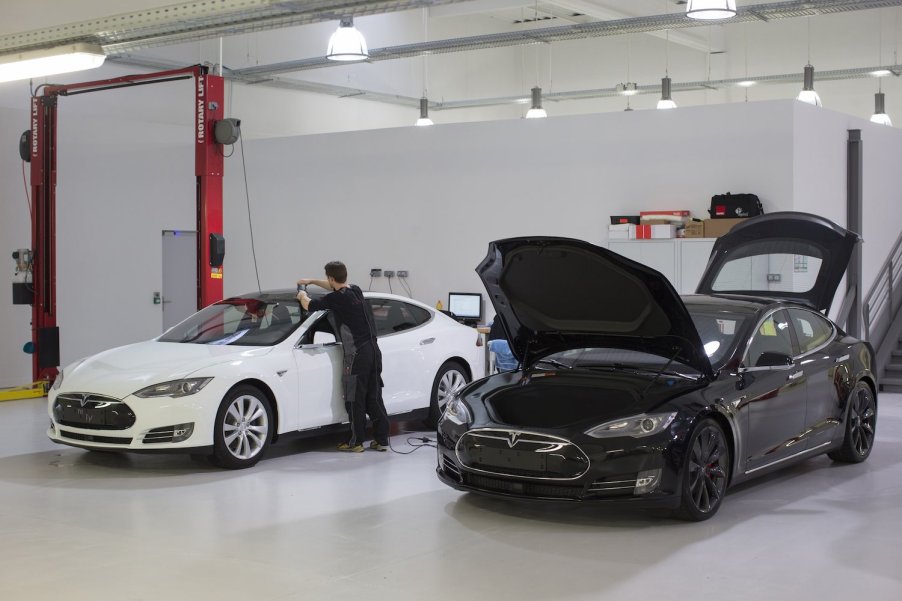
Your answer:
[346,342,390,446]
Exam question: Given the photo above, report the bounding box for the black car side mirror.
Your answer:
[755,351,794,368]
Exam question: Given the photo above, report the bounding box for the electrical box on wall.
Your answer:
[209,233,225,267]
[12,282,33,305]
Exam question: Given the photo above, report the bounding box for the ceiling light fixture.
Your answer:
[686,0,738,20]
[657,76,677,109]
[616,82,639,96]
[525,86,547,118]
[871,91,893,125]
[737,80,757,87]
[326,16,368,62]
[0,43,106,83]
[797,64,822,106]
[415,97,434,126]
[871,69,893,77]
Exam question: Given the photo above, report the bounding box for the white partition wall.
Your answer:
[2,99,901,385]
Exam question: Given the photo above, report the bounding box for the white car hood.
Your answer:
[59,341,273,400]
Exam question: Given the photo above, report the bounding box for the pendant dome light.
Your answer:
[686,0,737,20]
[657,3,677,110]
[415,97,434,126]
[796,17,821,106]
[871,92,893,126]
[796,64,822,106]
[414,9,434,126]
[526,86,547,118]
[326,16,368,62]
[657,76,677,109]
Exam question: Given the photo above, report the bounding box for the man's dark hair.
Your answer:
[324,261,348,284]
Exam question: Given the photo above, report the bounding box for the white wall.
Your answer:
[6,97,902,387]
[222,100,796,319]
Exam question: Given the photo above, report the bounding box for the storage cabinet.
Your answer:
[607,238,717,294]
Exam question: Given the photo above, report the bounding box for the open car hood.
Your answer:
[695,212,860,313]
[477,237,713,378]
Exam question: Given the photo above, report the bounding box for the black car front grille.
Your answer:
[456,429,590,480]
[442,456,462,479]
[463,473,584,499]
[59,430,133,445]
[53,394,136,430]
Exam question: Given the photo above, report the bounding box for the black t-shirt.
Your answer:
[308,285,372,346]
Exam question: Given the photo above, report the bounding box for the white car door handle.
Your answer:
[835,354,850,363]
[420,337,435,345]
[788,371,804,381]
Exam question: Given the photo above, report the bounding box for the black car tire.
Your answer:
[676,418,731,522]
[426,360,469,428]
[211,384,273,469]
[828,382,877,463]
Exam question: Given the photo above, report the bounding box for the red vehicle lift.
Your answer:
[27,65,226,384]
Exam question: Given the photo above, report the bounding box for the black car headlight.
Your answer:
[442,392,472,426]
[585,412,677,439]
[133,378,213,398]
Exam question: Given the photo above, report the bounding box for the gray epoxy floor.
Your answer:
[1,395,900,601]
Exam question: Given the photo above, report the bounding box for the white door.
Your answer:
[161,230,197,331]
[293,327,345,429]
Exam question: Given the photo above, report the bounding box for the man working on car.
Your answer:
[297,261,390,453]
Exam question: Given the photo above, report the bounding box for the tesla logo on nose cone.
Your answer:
[78,395,89,407]
[507,432,521,448]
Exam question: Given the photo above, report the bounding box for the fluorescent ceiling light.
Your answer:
[525,86,547,119]
[737,80,757,87]
[616,82,639,96]
[871,69,892,77]
[686,0,737,20]
[871,92,893,126]
[0,43,106,83]
[326,17,368,62]
[796,64,822,107]
[415,97,433,126]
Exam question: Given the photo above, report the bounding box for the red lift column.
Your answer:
[30,93,59,384]
[195,71,225,309]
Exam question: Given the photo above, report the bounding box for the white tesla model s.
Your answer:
[47,290,485,468]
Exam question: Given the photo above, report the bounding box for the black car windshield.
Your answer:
[686,308,751,367]
[159,295,305,346]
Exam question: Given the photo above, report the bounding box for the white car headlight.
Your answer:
[134,378,213,398]
[585,412,676,439]
[443,392,472,426]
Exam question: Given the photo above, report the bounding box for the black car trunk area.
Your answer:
[484,373,699,429]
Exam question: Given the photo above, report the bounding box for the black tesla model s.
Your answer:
[436,212,877,520]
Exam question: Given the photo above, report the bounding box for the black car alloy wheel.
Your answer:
[678,418,730,521]
[829,382,877,463]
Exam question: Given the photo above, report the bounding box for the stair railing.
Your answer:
[863,229,902,373]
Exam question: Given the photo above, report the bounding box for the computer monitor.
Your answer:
[448,292,482,323]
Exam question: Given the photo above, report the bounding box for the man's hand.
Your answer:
[297,290,311,311]
[296,278,312,286]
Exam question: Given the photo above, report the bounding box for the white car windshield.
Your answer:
[159,295,305,346]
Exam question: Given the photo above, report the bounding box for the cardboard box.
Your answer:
[610,215,640,225]
[704,218,747,238]
[608,223,636,239]
[636,224,678,239]
[683,220,705,238]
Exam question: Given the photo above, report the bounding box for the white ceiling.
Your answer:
[2,1,901,135]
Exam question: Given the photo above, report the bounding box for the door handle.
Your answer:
[788,371,804,381]
[835,354,850,363]
[420,337,435,345]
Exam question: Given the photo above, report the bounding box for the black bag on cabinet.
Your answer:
[708,193,764,219]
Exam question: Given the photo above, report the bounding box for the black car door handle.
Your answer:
[420,337,435,345]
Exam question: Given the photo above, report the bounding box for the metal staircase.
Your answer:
[863,230,902,393]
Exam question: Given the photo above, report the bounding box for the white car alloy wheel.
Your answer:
[427,361,469,426]
[213,385,273,469]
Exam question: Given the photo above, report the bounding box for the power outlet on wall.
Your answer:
[397,270,409,278]
[370,268,382,277]
[384,270,395,278]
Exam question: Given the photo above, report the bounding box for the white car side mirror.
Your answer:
[312,331,337,345]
